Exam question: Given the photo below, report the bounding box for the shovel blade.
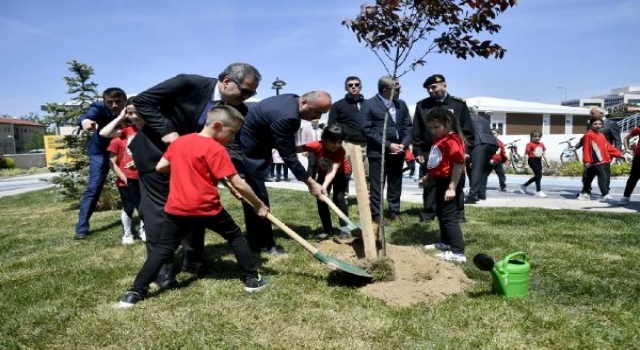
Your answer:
[313,251,372,278]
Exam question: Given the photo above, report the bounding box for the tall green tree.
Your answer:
[342,0,517,254]
[43,60,119,210]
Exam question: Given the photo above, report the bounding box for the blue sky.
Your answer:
[1,0,639,118]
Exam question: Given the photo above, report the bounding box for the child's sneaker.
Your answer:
[577,193,590,201]
[618,196,631,206]
[118,291,143,308]
[122,234,135,245]
[599,194,614,202]
[424,242,451,251]
[244,275,268,292]
[535,191,547,198]
[435,250,467,263]
[519,185,528,194]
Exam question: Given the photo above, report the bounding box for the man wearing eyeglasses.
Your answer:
[412,74,475,223]
[240,91,332,255]
[328,76,368,187]
[129,63,261,288]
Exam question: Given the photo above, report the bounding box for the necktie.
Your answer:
[196,100,223,130]
[437,100,443,107]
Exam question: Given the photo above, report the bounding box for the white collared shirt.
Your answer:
[378,94,396,122]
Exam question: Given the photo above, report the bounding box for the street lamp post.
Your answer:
[271,77,286,96]
[557,86,568,102]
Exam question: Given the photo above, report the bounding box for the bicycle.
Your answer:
[504,139,525,172]
[559,137,579,163]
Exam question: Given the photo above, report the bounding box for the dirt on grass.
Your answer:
[317,239,472,307]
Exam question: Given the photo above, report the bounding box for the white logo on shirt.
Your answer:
[533,146,543,157]
[427,146,443,169]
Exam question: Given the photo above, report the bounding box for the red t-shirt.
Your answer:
[426,132,466,178]
[629,127,640,156]
[491,139,509,164]
[163,133,237,217]
[107,126,139,187]
[302,141,351,176]
[525,141,546,158]
[404,147,415,162]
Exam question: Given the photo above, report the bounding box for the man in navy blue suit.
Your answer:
[74,87,127,240]
[359,76,413,224]
[240,91,331,255]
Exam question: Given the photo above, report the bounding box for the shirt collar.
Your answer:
[377,94,393,107]
[212,83,223,102]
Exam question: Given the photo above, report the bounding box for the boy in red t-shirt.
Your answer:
[297,125,351,239]
[620,127,640,205]
[119,106,270,308]
[101,104,146,244]
[578,117,622,202]
[519,131,548,197]
[403,145,416,179]
[419,108,466,263]
[489,128,509,192]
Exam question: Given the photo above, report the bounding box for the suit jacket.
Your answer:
[471,114,498,147]
[327,94,366,144]
[130,74,247,173]
[358,95,413,158]
[412,93,475,158]
[77,101,117,156]
[240,94,308,180]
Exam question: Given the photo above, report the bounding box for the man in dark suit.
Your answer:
[412,74,475,223]
[359,76,413,223]
[240,91,331,255]
[74,88,127,240]
[130,63,261,287]
[465,110,499,204]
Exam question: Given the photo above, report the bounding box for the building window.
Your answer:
[491,122,504,134]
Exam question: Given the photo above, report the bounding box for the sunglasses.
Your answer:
[231,79,257,98]
[347,83,360,88]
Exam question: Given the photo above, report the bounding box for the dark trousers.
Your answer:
[275,164,289,181]
[581,163,611,196]
[307,153,318,179]
[75,154,110,234]
[316,173,348,232]
[624,155,640,197]
[117,179,142,219]
[490,162,507,190]
[468,144,499,199]
[138,170,205,276]
[524,158,543,192]
[131,210,257,295]
[368,153,404,219]
[241,174,276,251]
[403,160,416,177]
[434,177,465,254]
[419,161,436,221]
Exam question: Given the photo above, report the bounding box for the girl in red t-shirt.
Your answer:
[620,126,640,205]
[519,131,548,197]
[419,108,466,263]
[297,125,351,239]
[578,117,622,201]
[100,102,147,244]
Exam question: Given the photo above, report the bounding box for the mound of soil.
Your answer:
[317,240,472,307]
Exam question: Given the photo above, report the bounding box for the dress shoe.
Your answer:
[155,274,179,290]
[73,232,88,240]
[389,214,403,223]
[372,217,387,225]
[464,196,479,204]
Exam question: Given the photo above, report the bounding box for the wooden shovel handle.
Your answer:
[318,194,351,223]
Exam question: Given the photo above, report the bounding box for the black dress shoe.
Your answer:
[389,214,403,223]
[73,232,87,240]
[464,196,479,204]
[155,275,179,290]
[372,217,387,225]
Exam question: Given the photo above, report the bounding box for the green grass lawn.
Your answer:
[1,188,639,349]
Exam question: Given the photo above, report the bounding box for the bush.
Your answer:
[557,160,583,177]
[611,161,632,177]
[0,156,16,169]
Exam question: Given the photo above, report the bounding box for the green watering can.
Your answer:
[490,251,530,298]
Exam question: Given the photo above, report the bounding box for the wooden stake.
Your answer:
[349,144,377,258]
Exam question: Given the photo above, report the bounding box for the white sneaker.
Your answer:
[436,250,467,263]
[599,194,614,202]
[519,185,528,194]
[618,196,630,206]
[424,242,451,251]
[535,191,547,198]
[122,234,135,245]
[577,193,590,201]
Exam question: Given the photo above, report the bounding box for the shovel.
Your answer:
[318,194,362,237]
[222,179,372,279]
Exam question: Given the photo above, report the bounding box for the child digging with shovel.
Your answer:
[296,125,353,241]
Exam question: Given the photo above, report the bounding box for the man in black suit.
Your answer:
[130,63,261,287]
[240,91,331,255]
[359,76,413,223]
[465,110,499,204]
[412,74,475,223]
